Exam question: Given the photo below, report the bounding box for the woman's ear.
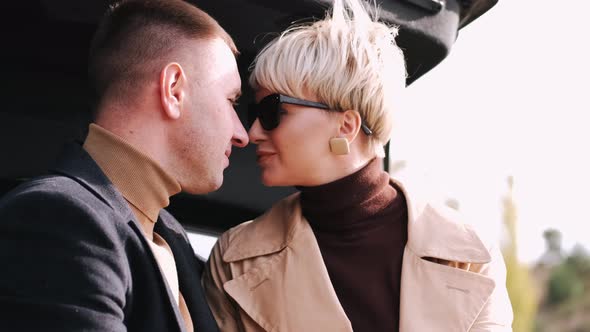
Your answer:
[159,62,186,120]
[338,109,362,143]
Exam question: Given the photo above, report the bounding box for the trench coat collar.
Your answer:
[222,193,302,263]
[396,175,492,264]
[222,178,491,265]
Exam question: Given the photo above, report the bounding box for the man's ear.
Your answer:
[338,110,362,142]
[159,62,186,120]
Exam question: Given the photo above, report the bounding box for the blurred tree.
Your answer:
[566,244,590,276]
[502,176,538,332]
[538,229,564,268]
[543,229,563,253]
[547,262,584,305]
[534,239,590,331]
[545,243,588,306]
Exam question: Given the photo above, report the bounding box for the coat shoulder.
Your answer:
[215,219,255,259]
[0,175,110,219]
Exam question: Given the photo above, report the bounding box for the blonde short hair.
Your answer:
[249,0,406,157]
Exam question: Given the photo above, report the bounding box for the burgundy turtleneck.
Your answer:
[299,158,408,332]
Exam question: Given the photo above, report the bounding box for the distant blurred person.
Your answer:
[203,0,513,331]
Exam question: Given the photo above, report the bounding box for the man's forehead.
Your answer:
[183,37,240,84]
[194,37,236,65]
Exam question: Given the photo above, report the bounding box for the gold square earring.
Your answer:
[329,137,350,155]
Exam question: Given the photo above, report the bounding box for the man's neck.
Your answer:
[83,123,181,239]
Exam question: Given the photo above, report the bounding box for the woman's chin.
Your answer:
[261,177,280,187]
[260,172,291,187]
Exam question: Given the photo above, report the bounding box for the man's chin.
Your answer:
[206,176,224,193]
[182,175,223,195]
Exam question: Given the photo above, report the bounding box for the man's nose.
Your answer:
[231,111,249,148]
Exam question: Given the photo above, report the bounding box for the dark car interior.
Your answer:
[0,0,497,234]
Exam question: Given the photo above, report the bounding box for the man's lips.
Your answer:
[223,149,232,168]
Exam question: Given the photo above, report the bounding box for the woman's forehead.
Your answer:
[254,87,273,102]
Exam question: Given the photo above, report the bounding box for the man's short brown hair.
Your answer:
[88,0,237,105]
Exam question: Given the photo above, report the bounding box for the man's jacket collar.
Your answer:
[50,142,135,222]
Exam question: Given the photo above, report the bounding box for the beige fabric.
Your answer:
[83,124,181,231]
[149,233,180,305]
[203,178,514,332]
[84,123,194,332]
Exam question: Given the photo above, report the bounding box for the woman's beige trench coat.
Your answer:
[203,177,514,332]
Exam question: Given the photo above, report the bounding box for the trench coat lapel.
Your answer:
[222,194,352,332]
[397,177,496,332]
[399,247,495,332]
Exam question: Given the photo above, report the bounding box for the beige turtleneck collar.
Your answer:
[83,123,181,239]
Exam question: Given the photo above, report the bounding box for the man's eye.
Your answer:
[229,99,239,107]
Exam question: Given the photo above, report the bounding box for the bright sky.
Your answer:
[392,0,590,264]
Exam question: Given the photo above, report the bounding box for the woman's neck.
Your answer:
[298,158,397,232]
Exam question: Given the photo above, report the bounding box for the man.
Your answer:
[0,0,247,331]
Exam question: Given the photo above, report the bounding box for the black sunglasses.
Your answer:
[248,93,373,136]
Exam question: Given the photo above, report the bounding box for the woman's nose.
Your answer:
[248,118,267,144]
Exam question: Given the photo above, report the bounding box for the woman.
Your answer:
[203,0,513,331]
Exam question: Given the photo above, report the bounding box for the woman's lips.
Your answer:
[256,151,276,164]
